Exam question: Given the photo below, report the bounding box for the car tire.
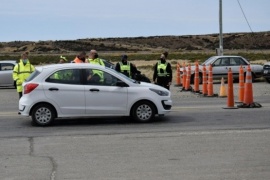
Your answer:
[190,74,202,84]
[266,78,270,83]
[31,104,55,126]
[132,101,155,123]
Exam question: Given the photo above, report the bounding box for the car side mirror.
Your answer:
[211,64,215,67]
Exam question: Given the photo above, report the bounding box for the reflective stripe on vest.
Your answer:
[157,61,169,77]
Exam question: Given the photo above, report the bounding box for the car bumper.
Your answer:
[18,97,32,116]
[263,69,270,79]
[158,99,172,115]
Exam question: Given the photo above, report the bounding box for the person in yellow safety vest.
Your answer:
[115,54,139,79]
[13,52,35,99]
[59,55,68,64]
[153,53,172,90]
[88,50,105,82]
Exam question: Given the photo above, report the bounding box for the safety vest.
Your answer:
[157,61,169,77]
[54,70,73,80]
[88,58,105,82]
[119,62,131,78]
[13,60,35,92]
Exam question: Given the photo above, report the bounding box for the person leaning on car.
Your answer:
[72,51,86,63]
[87,50,105,82]
[153,53,172,90]
[13,51,35,99]
[115,54,139,79]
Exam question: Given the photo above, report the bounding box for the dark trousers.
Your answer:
[157,77,170,90]
[19,92,22,99]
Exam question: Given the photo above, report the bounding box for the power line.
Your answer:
[236,0,254,33]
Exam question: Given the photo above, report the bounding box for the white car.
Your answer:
[180,56,263,83]
[0,60,17,87]
[19,63,172,126]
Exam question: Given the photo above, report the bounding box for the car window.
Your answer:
[25,70,41,82]
[0,63,14,71]
[238,58,248,65]
[220,58,230,66]
[213,58,222,66]
[46,69,81,85]
[85,68,120,86]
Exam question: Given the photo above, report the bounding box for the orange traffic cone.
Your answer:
[219,77,227,97]
[202,64,207,96]
[175,63,182,86]
[237,65,262,108]
[184,64,192,91]
[223,68,238,109]
[193,61,200,93]
[207,65,214,96]
[238,65,245,102]
[243,65,254,105]
[181,63,187,90]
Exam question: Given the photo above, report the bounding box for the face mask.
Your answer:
[23,59,28,64]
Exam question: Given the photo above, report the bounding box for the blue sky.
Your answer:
[1,0,269,42]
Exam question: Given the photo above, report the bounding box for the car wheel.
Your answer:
[31,104,55,126]
[132,101,155,123]
[190,74,202,84]
[266,78,270,83]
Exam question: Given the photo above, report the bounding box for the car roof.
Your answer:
[0,60,17,63]
[39,63,107,70]
[211,55,243,58]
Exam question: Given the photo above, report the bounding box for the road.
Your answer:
[0,82,270,180]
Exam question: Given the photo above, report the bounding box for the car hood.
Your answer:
[136,81,169,91]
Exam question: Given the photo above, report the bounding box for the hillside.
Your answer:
[1,31,270,55]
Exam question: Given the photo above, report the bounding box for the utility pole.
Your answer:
[219,0,223,55]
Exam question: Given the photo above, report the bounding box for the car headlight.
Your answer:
[149,88,169,96]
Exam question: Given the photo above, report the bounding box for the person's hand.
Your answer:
[87,75,92,81]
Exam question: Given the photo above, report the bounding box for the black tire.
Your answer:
[190,74,202,84]
[31,104,55,126]
[131,101,155,123]
[266,78,270,83]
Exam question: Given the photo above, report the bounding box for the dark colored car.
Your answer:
[263,62,270,83]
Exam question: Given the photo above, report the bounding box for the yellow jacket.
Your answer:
[13,59,35,92]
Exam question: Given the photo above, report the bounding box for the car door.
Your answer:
[229,57,249,79]
[211,57,229,79]
[84,68,128,115]
[0,62,15,86]
[43,68,86,115]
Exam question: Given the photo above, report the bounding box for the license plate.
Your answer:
[264,70,268,74]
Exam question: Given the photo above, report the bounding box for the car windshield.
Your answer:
[201,56,217,66]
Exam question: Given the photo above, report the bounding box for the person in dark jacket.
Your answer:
[153,53,172,90]
[115,54,139,79]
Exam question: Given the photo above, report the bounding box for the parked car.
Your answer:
[263,62,270,83]
[19,63,172,126]
[180,55,263,83]
[0,60,17,87]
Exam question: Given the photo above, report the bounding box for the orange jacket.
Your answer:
[73,57,84,63]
